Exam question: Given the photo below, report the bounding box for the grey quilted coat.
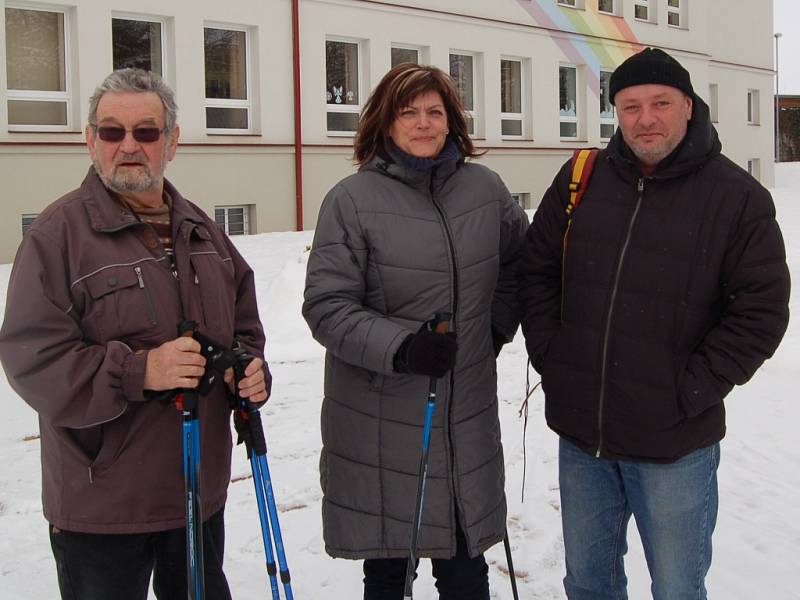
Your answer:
[303,149,528,560]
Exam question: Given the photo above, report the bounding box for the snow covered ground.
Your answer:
[1,163,798,599]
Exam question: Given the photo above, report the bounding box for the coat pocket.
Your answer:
[189,252,236,334]
[81,265,159,343]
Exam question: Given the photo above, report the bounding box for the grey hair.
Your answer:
[88,68,178,130]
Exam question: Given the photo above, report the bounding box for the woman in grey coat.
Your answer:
[303,63,528,599]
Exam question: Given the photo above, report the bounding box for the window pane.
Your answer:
[204,28,247,100]
[326,41,360,106]
[601,123,616,138]
[21,214,38,235]
[747,92,753,122]
[559,67,576,116]
[112,19,163,75]
[501,60,522,113]
[599,0,614,12]
[466,115,475,135]
[634,4,648,20]
[501,119,522,136]
[668,0,680,7]
[5,8,66,92]
[226,208,245,235]
[391,47,419,68]
[326,111,359,132]
[206,107,249,129]
[8,100,67,126]
[560,121,578,137]
[668,12,680,26]
[214,208,225,228]
[557,0,576,5]
[600,71,614,118]
[449,54,474,111]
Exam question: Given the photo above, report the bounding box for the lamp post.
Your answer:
[775,32,782,163]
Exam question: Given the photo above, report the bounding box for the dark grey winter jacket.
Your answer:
[303,150,528,559]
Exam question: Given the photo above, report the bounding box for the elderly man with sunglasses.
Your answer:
[0,69,270,600]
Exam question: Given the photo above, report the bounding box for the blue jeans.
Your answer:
[559,438,719,600]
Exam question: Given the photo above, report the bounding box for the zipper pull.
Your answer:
[88,466,94,483]
[134,266,145,288]
[194,274,199,285]
[637,178,644,193]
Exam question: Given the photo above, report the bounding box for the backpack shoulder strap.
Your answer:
[566,148,600,216]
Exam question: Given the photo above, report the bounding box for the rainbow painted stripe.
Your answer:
[516,0,642,94]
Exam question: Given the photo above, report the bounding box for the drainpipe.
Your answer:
[292,0,304,230]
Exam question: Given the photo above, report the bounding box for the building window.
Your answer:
[747,89,760,125]
[557,0,576,5]
[667,0,687,28]
[4,5,70,130]
[21,213,38,235]
[501,58,524,138]
[215,206,250,235]
[450,52,477,135]
[600,69,616,139]
[112,16,164,76]
[511,193,531,209]
[391,45,419,68]
[598,0,617,15]
[747,158,760,180]
[559,65,578,139]
[326,38,362,134]
[709,83,719,123]
[204,25,251,131]
[634,0,652,22]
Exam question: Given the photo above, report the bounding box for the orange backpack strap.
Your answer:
[566,148,599,216]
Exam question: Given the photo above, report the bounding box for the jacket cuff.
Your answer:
[122,348,149,402]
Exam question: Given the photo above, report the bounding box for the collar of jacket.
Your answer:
[606,92,723,182]
[363,142,463,191]
[79,166,206,233]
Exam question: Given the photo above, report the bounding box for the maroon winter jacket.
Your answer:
[0,167,270,534]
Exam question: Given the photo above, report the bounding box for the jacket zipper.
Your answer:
[429,173,464,544]
[134,266,158,326]
[596,177,645,458]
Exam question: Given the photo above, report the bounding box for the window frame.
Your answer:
[559,64,579,140]
[510,192,531,210]
[325,36,364,137]
[709,83,719,123]
[390,44,421,68]
[5,2,72,132]
[111,12,167,79]
[21,213,38,235]
[500,56,525,140]
[633,0,654,23]
[598,0,618,15]
[747,89,760,125]
[214,205,251,236]
[599,68,616,140]
[666,0,686,28]
[203,22,254,134]
[449,50,479,136]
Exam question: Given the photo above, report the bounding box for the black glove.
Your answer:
[394,330,458,378]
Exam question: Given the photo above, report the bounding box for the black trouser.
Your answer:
[363,522,490,600]
[49,507,232,600]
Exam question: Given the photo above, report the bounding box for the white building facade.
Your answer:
[0,0,776,262]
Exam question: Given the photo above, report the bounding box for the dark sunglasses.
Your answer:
[93,126,168,143]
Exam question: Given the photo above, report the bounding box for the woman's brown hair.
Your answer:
[353,63,483,166]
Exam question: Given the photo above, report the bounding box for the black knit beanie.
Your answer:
[610,47,694,105]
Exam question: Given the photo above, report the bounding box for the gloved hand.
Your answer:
[394,330,458,378]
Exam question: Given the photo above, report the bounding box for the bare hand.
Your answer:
[143,336,206,391]
[236,357,269,404]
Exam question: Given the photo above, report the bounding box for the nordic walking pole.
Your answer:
[503,528,520,600]
[233,347,294,600]
[403,312,452,600]
[177,322,205,600]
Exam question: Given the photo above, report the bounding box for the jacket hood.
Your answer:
[607,92,722,180]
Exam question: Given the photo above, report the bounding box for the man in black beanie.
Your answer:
[518,47,790,599]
